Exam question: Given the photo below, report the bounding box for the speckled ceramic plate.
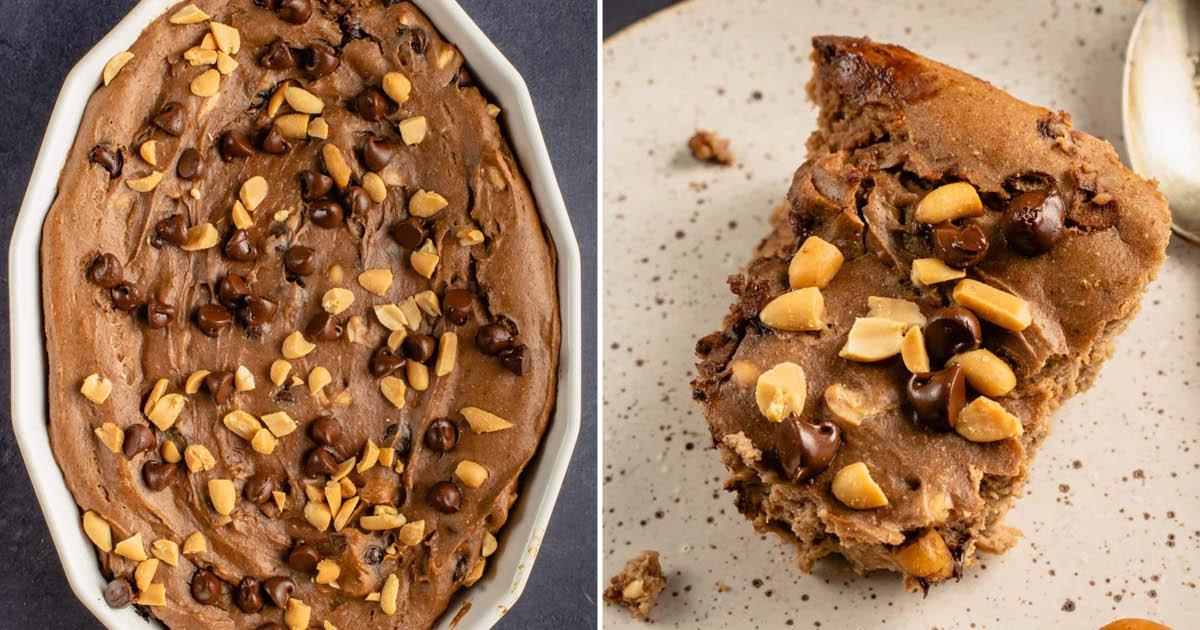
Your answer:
[601,1,1200,627]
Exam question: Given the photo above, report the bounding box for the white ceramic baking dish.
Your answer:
[7,1,582,628]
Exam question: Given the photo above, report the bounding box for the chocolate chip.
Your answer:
[301,43,340,78]
[776,418,841,482]
[87,253,124,288]
[152,101,187,136]
[354,86,391,121]
[263,576,294,608]
[224,229,259,262]
[906,365,967,432]
[364,546,384,565]
[304,312,343,341]
[176,148,204,180]
[361,135,397,171]
[387,421,412,455]
[402,334,437,363]
[145,296,176,329]
[219,130,256,161]
[204,370,235,405]
[498,345,528,375]
[442,289,474,325]
[154,214,188,247]
[274,0,312,24]
[122,424,157,458]
[931,222,989,269]
[284,246,316,277]
[398,25,429,54]
[195,304,234,336]
[343,186,371,217]
[103,578,134,609]
[390,218,425,249]
[142,460,176,491]
[370,346,404,377]
[235,577,264,613]
[191,569,222,605]
[299,170,333,200]
[424,418,459,453]
[89,144,123,178]
[286,543,320,572]
[308,199,344,228]
[259,37,295,69]
[475,324,514,355]
[239,295,278,327]
[308,415,342,446]
[303,447,339,476]
[427,480,462,514]
[244,471,275,504]
[452,555,469,582]
[111,282,144,311]
[218,272,251,307]
[1004,187,1065,256]
[259,125,292,154]
[922,307,982,367]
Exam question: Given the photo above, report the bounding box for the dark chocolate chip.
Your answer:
[906,365,967,432]
[263,576,295,608]
[219,130,256,161]
[224,229,259,262]
[218,272,251,307]
[235,577,264,613]
[370,346,404,377]
[308,415,342,446]
[155,214,189,246]
[191,569,222,605]
[922,307,982,367]
[776,418,840,482]
[1004,187,1065,256]
[427,480,462,514]
[283,246,316,277]
[274,0,312,24]
[398,25,429,54]
[152,102,187,136]
[343,186,371,217]
[195,304,234,336]
[475,324,514,355]
[308,199,344,228]
[300,170,334,200]
[176,148,205,180]
[87,253,124,288]
[301,43,340,78]
[111,282,144,311]
[259,37,295,69]
[145,296,176,329]
[244,471,275,504]
[423,418,458,453]
[304,312,343,341]
[142,460,176,490]
[259,125,292,154]
[89,144,123,178]
[103,578,134,609]
[286,543,320,573]
[361,135,397,171]
[354,86,391,121]
[442,288,474,325]
[122,424,157,458]
[239,295,278,327]
[402,334,437,363]
[931,222,989,269]
[204,370,235,405]
[498,345,527,375]
[364,546,384,565]
[390,218,425,249]
[303,447,339,476]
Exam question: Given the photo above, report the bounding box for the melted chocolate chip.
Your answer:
[391,218,425,249]
[300,170,334,200]
[906,365,967,432]
[259,125,292,154]
[308,199,344,228]
[301,43,340,78]
[388,421,412,455]
[427,480,462,514]
[87,253,124,288]
[239,295,278,327]
[403,334,437,363]
[398,25,429,54]
[142,460,176,490]
[204,371,235,405]
[259,37,295,69]
[370,346,404,377]
[354,86,391,121]
[89,144,123,178]
[424,418,459,453]
[475,324,514,355]
[103,578,134,609]
[175,147,205,180]
[364,546,384,565]
[442,289,474,325]
[923,307,982,367]
[498,345,528,375]
[361,135,397,171]
[304,312,342,341]
[452,555,470,582]
[154,214,188,247]
[931,222,989,269]
[776,418,841,482]
[263,576,295,608]
[122,424,157,458]
[195,304,234,336]
[152,102,187,136]
[343,186,371,217]
[284,246,316,276]
[218,273,251,307]
[304,447,339,476]
[235,577,264,613]
[287,543,320,572]
[309,415,342,446]
[145,296,176,329]
[219,130,256,161]
[244,471,275,504]
[111,282,144,311]
[224,229,259,261]
[191,569,222,605]
[1004,187,1065,256]
[274,0,312,24]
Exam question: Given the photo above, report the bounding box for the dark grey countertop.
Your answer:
[0,1,596,628]
[603,0,678,37]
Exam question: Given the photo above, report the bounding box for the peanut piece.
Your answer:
[951,279,1032,331]
[758,288,826,332]
[308,366,331,395]
[409,189,448,217]
[729,360,760,387]
[357,269,393,296]
[362,172,387,202]
[161,440,181,463]
[321,143,352,189]
[435,332,458,376]
[464,559,485,586]
[315,559,340,585]
[839,317,907,362]
[461,407,513,433]
[282,331,316,359]
[82,511,112,551]
[216,51,238,75]
[285,598,311,630]
[866,296,927,328]
[788,236,844,288]
[182,532,207,555]
[398,116,427,145]
[190,68,220,97]
[383,72,412,104]
[831,462,888,509]
[482,532,498,557]
[234,365,255,391]
[893,529,954,579]
[410,241,439,278]
[80,373,112,404]
[360,513,406,531]
[180,223,219,250]
[147,394,185,431]
[284,86,324,114]
[94,422,124,453]
[374,304,408,331]
[114,533,148,561]
[139,140,157,166]
[307,116,329,139]
[911,258,966,287]
[223,410,262,440]
[455,460,489,488]
[947,349,1016,397]
[261,411,297,437]
[900,326,930,373]
[207,479,235,516]
[126,171,163,192]
[754,362,807,423]
[623,579,644,600]
[251,428,276,454]
[406,360,429,391]
[184,369,210,394]
[823,383,876,427]
[270,360,292,387]
[151,539,179,566]
[135,558,158,591]
[397,520,425,546]
[239,176,268,211]
[275,112,310,140]
[231,201,253,229]
[169,4,209,24]
[914,182,983,224]
[380,376,407,409]
[322,287,355,314]
[184,444,216,472]
[103,51,134,85]
[209,22,240,55]
[956,397,1023,442]
[138,584,166,606]
[380,573,399,615]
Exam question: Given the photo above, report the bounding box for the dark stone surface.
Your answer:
[0,1,596,628]
[603,0,680,37]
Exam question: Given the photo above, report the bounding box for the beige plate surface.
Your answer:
[602,0,1200,627]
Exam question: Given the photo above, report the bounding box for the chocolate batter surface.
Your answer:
[41,1,559,628]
